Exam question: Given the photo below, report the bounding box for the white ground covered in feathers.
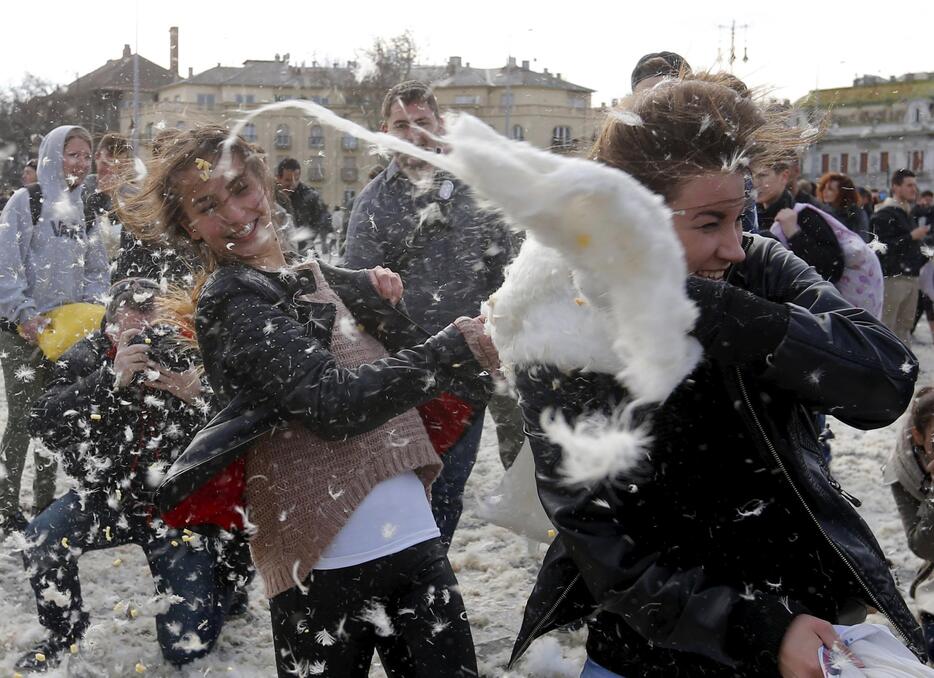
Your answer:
[2,335,933,677]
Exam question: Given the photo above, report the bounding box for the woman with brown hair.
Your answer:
[121,125,493,676]
[503,74,924,676]
[818,171,871,241]
[887,387,934,660]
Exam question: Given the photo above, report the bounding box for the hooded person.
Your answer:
[0,125,109,534]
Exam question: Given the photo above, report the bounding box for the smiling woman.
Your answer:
[119,125,496,677]
[502,72,927,677]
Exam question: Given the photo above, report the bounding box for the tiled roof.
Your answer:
[413,63,592,93]
[180,61,355,89]
[67,53,177,93]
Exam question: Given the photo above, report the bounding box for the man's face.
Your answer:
[382,99,443,172]
[893,177,919,203]
[277,168,300,191]
[753,167,789,206]
[96,149,128,193]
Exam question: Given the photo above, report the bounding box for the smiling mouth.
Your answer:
[696,269,727,281]
[229,219,258,241]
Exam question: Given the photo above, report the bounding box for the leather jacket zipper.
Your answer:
[509,572,581,668]
[735,367,919,655]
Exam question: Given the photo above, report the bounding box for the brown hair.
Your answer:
[911,387,934,433]
[64,127,93,151]
[118,124,275,273]
[817,172,859,212]
[593,72,808,203]
[97,132,133,158]
[380,80,441,120]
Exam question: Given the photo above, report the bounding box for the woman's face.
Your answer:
[821,180,840,206]
[178,154,283,270]
[62,137,92,190]
[912,419,934,461]
[669,173,747,279]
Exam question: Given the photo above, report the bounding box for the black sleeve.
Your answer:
[891,482,934,563]
[748,236,917,428]
[29,341,121,458]
[515,367,801,670]
[199,287,483,439]
[786,210,845,283]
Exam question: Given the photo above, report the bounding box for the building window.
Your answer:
[307,157,325,182]
[859,152,868,174]
[310,96,330,106]
[275,124,291,149]
[880,151,889,173]
[821,154,829,174]
[454,95,480,105]
[242,123,257,142]
[341,156,358,182]
[144,122,154,140]
[500,93,514,109]
[913,150,925,172]
[308,125,325,149]
[176,121,186,131]
[234,94,255,105]
[568,96,586,109]
[552,126,573,148]
[511,124,524,141]
[840,153,849,174]
[342,189,356,207]
[196,93,215,109]
[341,133,358,151]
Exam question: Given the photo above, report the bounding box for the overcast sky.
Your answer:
[3,1,930,107]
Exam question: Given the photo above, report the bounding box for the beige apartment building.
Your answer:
[119,54,595,209]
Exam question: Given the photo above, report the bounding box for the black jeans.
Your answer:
[269,538,477,677]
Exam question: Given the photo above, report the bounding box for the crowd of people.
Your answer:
[0,49,933,677]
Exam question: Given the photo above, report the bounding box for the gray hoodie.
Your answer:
[0,125,109,325]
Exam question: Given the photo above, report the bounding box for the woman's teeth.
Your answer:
[697,270,726,280]
[230,220,255,240]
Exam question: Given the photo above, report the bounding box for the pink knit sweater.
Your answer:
[244,261,442,598]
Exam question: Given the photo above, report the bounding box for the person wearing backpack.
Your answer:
[0,125,109,535]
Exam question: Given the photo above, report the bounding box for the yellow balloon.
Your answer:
[24,303,106,361]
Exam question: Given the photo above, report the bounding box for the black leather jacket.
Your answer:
[156,261,488,513]
[509,235,924,675]
[30,331,210,504]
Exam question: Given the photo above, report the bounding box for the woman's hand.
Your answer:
[368,266,403,306]
[145,364,203,405]
[19,315,50,344]
[778,614,863,677]
[774,208,801,239]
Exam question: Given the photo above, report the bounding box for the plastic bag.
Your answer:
[476,440,555,543]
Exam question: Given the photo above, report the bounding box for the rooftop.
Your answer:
[415,57,593,93]
[179,58,357,89]
[798,71,934,107]
[67,44,177,93]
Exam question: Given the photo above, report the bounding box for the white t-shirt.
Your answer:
[313,471,440,570]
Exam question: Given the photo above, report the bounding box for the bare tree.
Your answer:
[0,74,71,191]
[349,31,418,131]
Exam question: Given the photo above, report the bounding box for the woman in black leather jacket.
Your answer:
[504,74,924,677]
[120,126,496,677]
